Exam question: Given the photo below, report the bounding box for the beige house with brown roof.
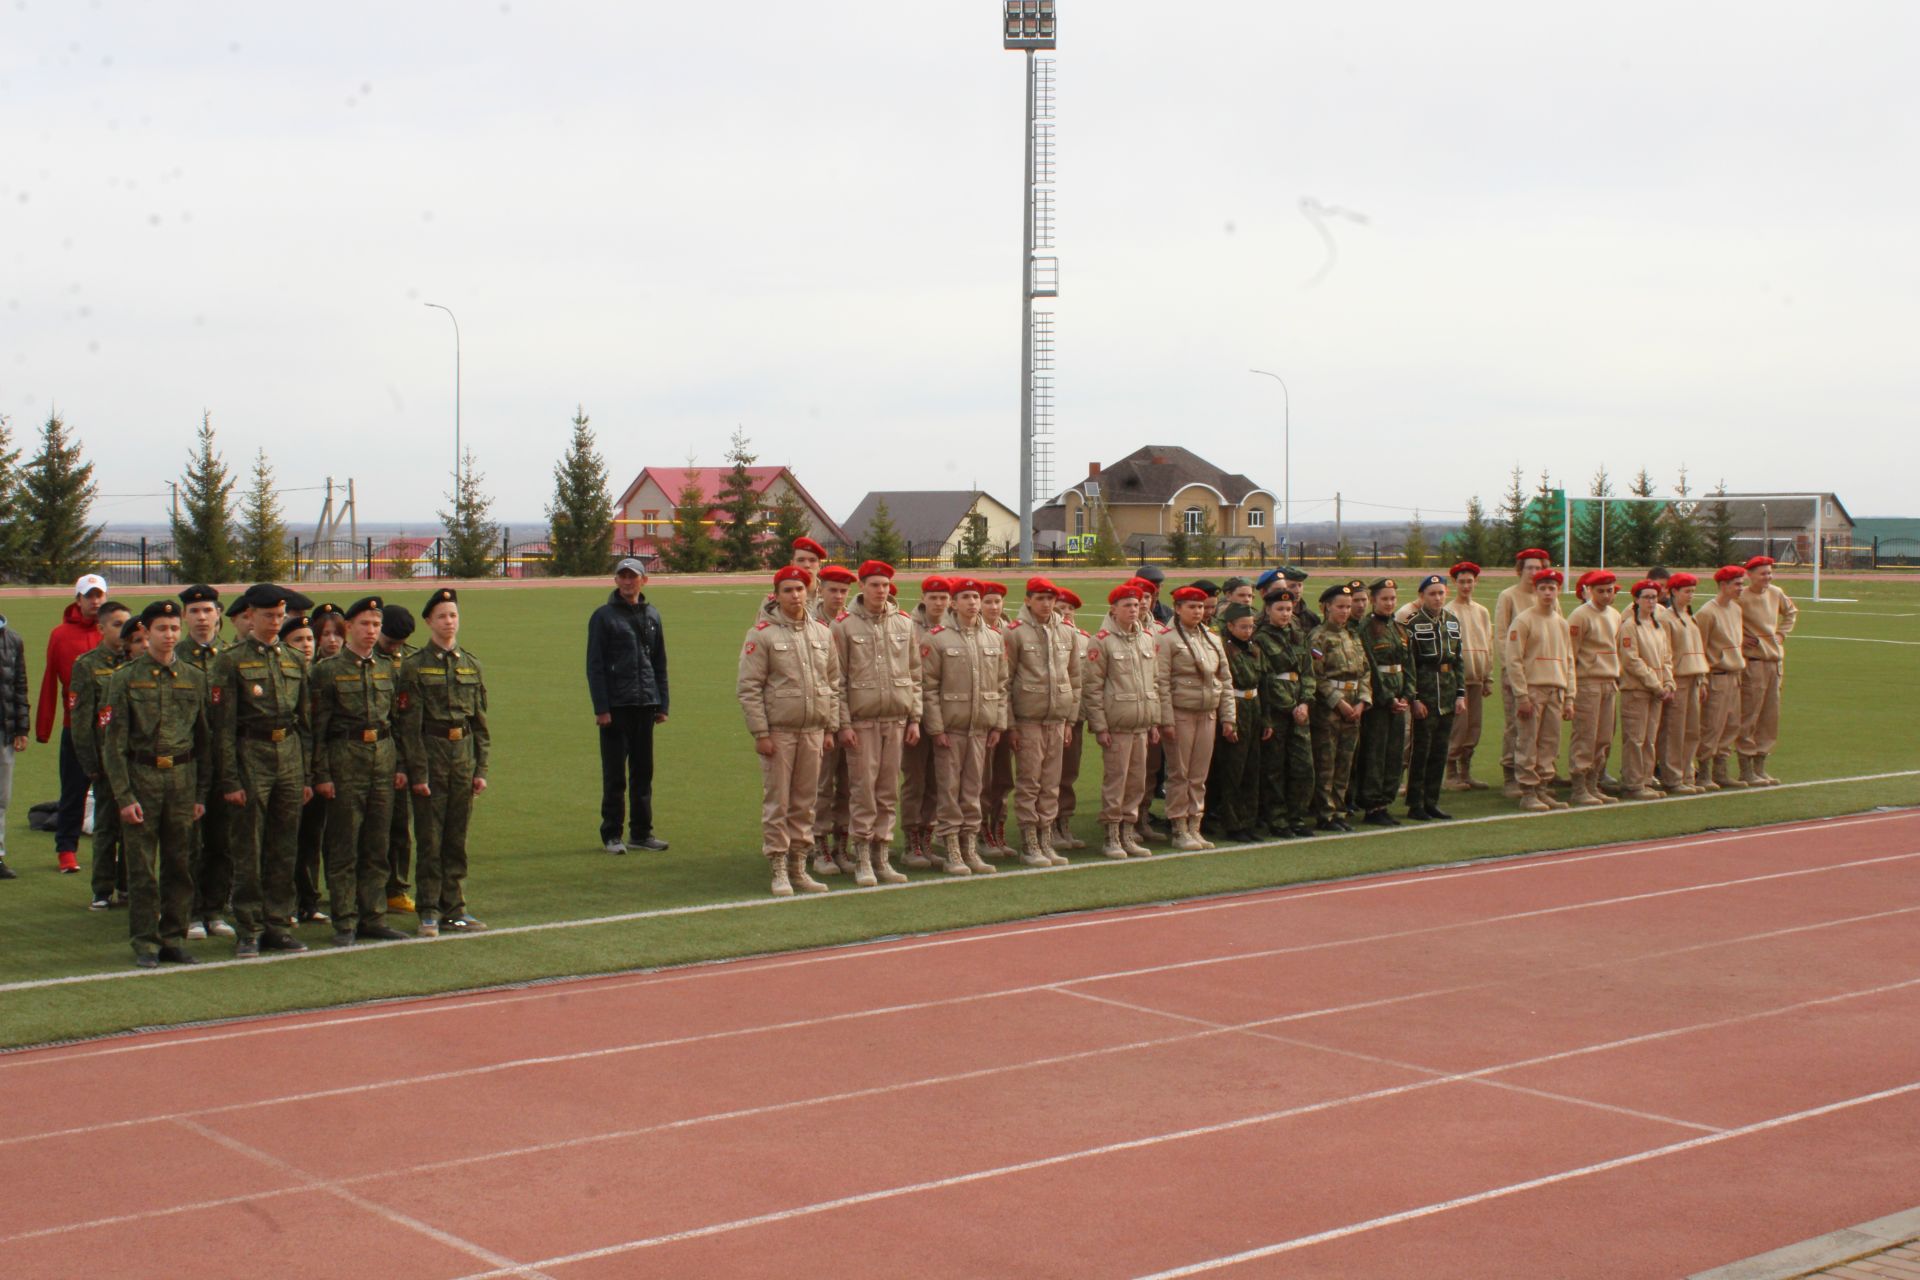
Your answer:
[1035,446,1278,557]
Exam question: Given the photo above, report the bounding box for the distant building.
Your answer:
[1718,492,1854,563]
[613,465,847,561]
[840,490,1020,564]
[1036,445,1278,558]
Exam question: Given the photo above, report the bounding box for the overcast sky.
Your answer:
[4,1,1915,535]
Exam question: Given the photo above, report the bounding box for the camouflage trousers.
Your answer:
[1311,705,1362,819]
[123,763,198,959]
[1261,710,1314,828]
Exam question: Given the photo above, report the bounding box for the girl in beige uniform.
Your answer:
[1443,561,1493,790]
[1693,566,1749,790]
[1566,571,1623,807]
[1505,569,1575,813]
[1156,585,1237,851]
[1656,573,1709,794]
[1084,582,1160,859]
[1617,580,1675,801]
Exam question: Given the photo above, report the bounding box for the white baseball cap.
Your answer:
[73,574,108,597]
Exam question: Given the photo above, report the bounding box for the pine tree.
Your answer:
[1453,495,1496,567]
[1660,466,1706,567]
[1520,469,1563,564]
[714,428,763,572]
[1496,465,1529,561]
[660,469,715,573]
[860,498,905,565]
[439,449,502,578]
[1570,466,1612,567]
[1403,511,1429,568]
[545,406,615,577]
[23,409,103,583]
[0,414,30,582]
[763,483,813,568]
[953,505,991,569]
[235,449,290,580]
[1619,468,1664,567]
[170,411,239,584]
[1703,480,1739,566]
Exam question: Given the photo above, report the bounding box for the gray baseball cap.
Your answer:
[614,557,649,577]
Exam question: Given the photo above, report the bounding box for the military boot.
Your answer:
[961,831,996,874]
[1038,825,1069,866]
[939,834,970,875]
[788,850,830,893]
[852,839,878,888]
[811,836,840,878]
[1738,754,1763,786]
[768,854,794,897]
[1442,758,1471,792]
[1051,819,1085,851]
[1754,755,1780,786]
[1518,788,1553,813]
[871,839,909,884]
[1101,823,1129,860]
[832,830,858,875]
[1570,772,1606,808]
[1711,755,1744,789]
[1598,771,1623,796]
[1120,822,1152,857]
[1192,814,1216,849]
[1169,818,1203,852]
[1501,766,1522,798]
[902,827,933,868]
[1018,831,1051,868]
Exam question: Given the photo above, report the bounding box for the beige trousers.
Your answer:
[812,741,849,840]
[933,731,991,839]
[899,733,937,830]
[846,720,907,843]
[1571,680,1617,777]
[1100,730,1151,825]
[1057,721,1084,823]
[1448,683,1485,765]
[1499,676,1519,770]
[984,734,1015,826]
[1514,689,1566,789]
[758,729,824,856]
[1701,671,1744,763]
[1013,720,1067,839]
[1618,690,1662,790]
[1658,675,1703,787]
[1163,710,1219,821]
[1737,658,1782,756]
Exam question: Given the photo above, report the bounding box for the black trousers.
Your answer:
[56,728,89,854]
[599,706,658,842]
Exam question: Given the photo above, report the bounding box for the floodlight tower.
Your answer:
[1004,1,1057,565]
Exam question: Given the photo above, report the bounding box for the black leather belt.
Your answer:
[422,720,470,741]
[238,723,295,743]
[135,750,194,769]
[330,725,391,742]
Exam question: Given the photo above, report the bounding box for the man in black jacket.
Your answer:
[587,559,670,854]
[0,612,28,879]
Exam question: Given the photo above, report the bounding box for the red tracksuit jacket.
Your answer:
[35,602,100,742]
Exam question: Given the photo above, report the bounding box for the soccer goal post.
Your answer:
[1559,491,1850,603]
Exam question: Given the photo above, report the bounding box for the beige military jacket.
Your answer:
[1493,580,1534,694]
[1659,607,1709,678]
[1739,583,1797,661]
[1155,622,1235,730]
[1694,597,1746,673]
[1083,613,1160,735]
[832,599,921,728]
[1506,605,1577,698]
[1004,604,1081,724]
[1568,600,1623,682]
[1619,612,1675,694]
[1446,597,1494,689]
[921,617,1008,735]
[736,609,841,736]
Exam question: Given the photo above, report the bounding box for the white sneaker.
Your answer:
[604,839,627,855]
[185,921,207,940]
[206,918,236,938]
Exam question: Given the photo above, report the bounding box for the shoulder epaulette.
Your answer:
[1007,619,1021,629]
[754,620,770,630]
[1095,629,1110,639]
[835,610,849,622]
[930,625,945,634]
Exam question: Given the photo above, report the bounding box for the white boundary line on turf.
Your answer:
[2,805,1913,1064]
[5,860,1917,1150]
[1790,635,1920,646]
[2,771,1914,999]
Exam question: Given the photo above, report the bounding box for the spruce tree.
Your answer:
[170,411,239,584]
[860,498,905,565]
[660,469,715,572]
[1571,466,1612,567]
[1191,512,1222,568]
[763,483,813,568]
[439,449,502,578]
[1703,481,1739,566]
[953,506,991,569]
[1661,466,1706,567]
[23,409,102,583]
[235,449,290,581]
[1496,465,1529,561]
[545,406,615,577]
[0,414,30,582]
[1520,470,1563,564]
[1619,468,1664,567]
[1403,511,1429,569]
[1453,495,1496,567]
[1163,520,1192,567]
[714,429,763,572]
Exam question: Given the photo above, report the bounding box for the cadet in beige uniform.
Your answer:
[737,567,842,897]
[1156,585,1236,851]
[1617,580,1674,800]
[1493,549,1551,796]
[1084,582,1160,859]
[899,576,952,867]
[1506,569,1575,812]
[1566,571,1623,807]
[832,560,920,888]
[1694,566,1749,790]
[977,581,1017,855]
[810,564,859,875]
[921,579,1005,876]
[1003,577,1078,867]
[1052,587,1091,851]
[1444,561,1494,790]
[1736,555,1796,785]
[1656,573,1709,794]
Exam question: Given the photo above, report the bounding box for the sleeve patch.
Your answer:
[744,641,757,655]
[396,692,411,710]
[66,690,77,709]
[209,686,222,705]
[97,706,112,727]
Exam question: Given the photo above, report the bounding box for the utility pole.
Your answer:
[1334,491,1343,550]
[1004,1,1058,566]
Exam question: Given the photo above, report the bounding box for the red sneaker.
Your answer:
[56,850,80,874]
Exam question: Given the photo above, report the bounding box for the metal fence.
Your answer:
[86,533,559,587]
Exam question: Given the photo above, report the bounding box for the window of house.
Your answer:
[1246,508,1266,529]
[1183,507,1204,536]
[642,509,660,535]
[1073,507,1085,535]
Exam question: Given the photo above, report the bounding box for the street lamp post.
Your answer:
[424,302,461,486]
[1004,1,1058,566]
[1249,369,1290,559]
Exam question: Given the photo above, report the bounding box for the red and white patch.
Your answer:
[396,692,411,710]
[744,641,757,655]
[753,620,770,631]
[209,686,222,705]
[97,706,112,727]
[920,645,931,658]
[65,690,77,709]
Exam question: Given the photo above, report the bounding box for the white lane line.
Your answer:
[1790,635,1920,646]
[172,1118,552,1280]
[6,806,1913,1070]
[1128,1080,1920,1278]
[6,848,1917,1150]
[4,773,1911,997]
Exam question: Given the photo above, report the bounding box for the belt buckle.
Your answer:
[361,729,379,743]
[447,726,464,741]
[270,727,287,743]
[154,755,174,771]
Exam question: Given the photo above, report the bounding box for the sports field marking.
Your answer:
[6,853,1913,1150]
[3,807,1911,1062]
[3,773,1912,999]
[1127,1080,1920,1278]
[1790,635,1920,646]
[1796,609,1916,618]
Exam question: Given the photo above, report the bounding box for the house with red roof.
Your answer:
[612,465,848,561]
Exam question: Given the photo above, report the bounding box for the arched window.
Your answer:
[1183,507,1204,535]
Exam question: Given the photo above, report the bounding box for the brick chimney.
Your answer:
[1088,461,1101,478]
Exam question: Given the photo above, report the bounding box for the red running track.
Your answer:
[3,809,1918,1279]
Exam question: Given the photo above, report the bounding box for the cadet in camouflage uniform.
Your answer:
[1404,574,1467,821]
[1309,584,1367,830]
[73,602,136,909]
[377,605,418,913]
[102,601,208,967]
[311,596,410,945]
[1208,602,1266,841]
[211,584,315,956]
[1353,579,1414,827]
[398,588,490,938]
[1254,589,1316,838]
[178,584,237,940]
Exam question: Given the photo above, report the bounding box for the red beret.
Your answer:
[1586,570,1617,587]
[1025,577,1057,596]
[1449,561,1481,578]
[1127,576,1156,595]
[1744,555,1775,571]
[818,565,858,585]
[980,581,1008,597]
[1516,548,1550,563]
[1171,585,1209,604]
[950,577,984,596]
[1531,569,1564,587]
[1629,579,1661,596]
[791,536,827,559]
[1667,572,1699,590]
[773,566,812,588]
[1107,583,1143,606]
[1713,564,1745,583]
[1058,588,1083,609]
[920,575,953,594]
[856,559,895,581]
[888,581,898,597]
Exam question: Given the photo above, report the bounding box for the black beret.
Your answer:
[1133,564,1165,584]
[119,616,146,642]
[177,584,220,606]
[1220,577,1249,593]
[344,596,384,620]
[1262,587,1293,606]
[423,587,458,618]
[1367,578,1397,595]
[1188,579,1220,597]
[139,600,182,624]
[280,587,314,613]
[310,602,344,623]
[1318,583,1352,604]
[224,597,251,618]
[380,604,416,640]
[1281,565,1309,583]
[279,614,313,640]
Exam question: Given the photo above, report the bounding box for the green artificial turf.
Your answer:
[1,572,1914,1049]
